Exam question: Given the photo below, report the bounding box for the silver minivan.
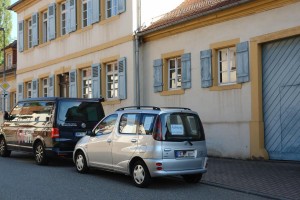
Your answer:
[73,106,208,187]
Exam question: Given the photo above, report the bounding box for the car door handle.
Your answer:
[131,139,137,143]
[164,148,172,152]
[107,139,112,143]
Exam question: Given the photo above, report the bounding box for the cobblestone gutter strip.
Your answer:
[201,180,286,200]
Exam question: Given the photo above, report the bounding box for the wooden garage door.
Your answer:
[262,36,300,161]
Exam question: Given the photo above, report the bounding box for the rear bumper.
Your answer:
[144,157,208,177]
[45,148,73,158]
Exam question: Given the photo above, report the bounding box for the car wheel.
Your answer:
[34,142,48,165]
[182,173,203,183]
[0,137,11,157]
[132,160,151,188]
[75,151,89,173]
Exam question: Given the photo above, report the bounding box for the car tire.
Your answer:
[34,142,48,165]
[0,137,11,157]
[182,173,203,183]
[75,151,89,173]
[132,160,151,188]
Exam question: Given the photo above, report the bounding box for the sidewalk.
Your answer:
[202,157,300,200]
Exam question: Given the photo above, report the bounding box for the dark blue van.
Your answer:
[0,97,105,165]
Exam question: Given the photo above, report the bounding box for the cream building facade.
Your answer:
[9,0,300,161]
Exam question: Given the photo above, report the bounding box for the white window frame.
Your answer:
[42,78,48,97]
[28,19,32,48]
[168,57,182,90]
[6,53,12,69]
[218,47,237,85]
[106,61,118,99]
[43,11,48,43]
[106,0,118,18]
[82,68,92,98]
[82,0,88,28]
[61,1,67,36]
[27,82,32,98]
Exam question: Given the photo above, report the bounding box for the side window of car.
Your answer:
[139,114,157,135]
[94,114,118,135]
[119,113,139,134]
[10,102,25,121]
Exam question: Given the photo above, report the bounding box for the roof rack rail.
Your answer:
[160,107,191,110]
[116,106,161,111]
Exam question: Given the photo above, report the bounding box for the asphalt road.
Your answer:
[0,152,270,200]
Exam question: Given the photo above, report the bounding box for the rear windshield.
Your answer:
[58,101,104,123]
[160,113,205,141]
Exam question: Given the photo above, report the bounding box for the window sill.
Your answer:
[76,25,93,34]
[38,41,51,48]
[100,15,120,25]
[160,89,185,96]
[102,99,121,106]
[209,83,242,91]
[23,48,34,54]
[56,34,70,41]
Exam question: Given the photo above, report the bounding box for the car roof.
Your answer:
[18,97,103,103]
[114,106,198,115]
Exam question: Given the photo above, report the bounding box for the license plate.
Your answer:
[75,132,86,137]
[175,150,195,158]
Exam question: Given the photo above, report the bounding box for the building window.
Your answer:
[168,57,182,90]
[61,2,67,35]
[106,0,118,18]
[82,0,88,27]
[218,47,236,85]
[106,61,118,99]
[42,78,48,97]
[43,11,48,43]
[59,73,69,97]
[27,82,32,98]
[82,68,92,98]
[7,53,12,69]
[28,19,32,48]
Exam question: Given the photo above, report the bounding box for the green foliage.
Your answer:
[0,0,13,65]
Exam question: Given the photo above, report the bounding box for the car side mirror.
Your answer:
[3,111,10,120]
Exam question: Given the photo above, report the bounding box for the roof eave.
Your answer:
[138,0,252,37]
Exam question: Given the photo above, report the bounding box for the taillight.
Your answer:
[51,128,60,138]
[152,117,162,141]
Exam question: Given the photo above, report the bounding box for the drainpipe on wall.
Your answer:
[134,0,141,106]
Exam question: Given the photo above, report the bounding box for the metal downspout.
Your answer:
[134,0,141,106]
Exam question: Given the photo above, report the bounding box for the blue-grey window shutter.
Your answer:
[32,79,38,98]
[91,64,101,98]
[117,0,126,14]
[48,75,54,97]
[69,70,77,97]
[70,0,77,32]
[32,13,38,46]
[18,83,24,101]
[48,3,56,40]
[66,0,70,33]
[181,53,191,89]
[153,59,163,92]
[87,0,93,26]
[18,21,24,52]
[91,0,100,24]
[200,49,212,88]
[236,41,250,83]
[118,57,127,100]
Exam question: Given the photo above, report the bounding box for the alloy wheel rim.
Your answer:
[76,154,84,171]
[35,145,43,163]
[133,165,145,184]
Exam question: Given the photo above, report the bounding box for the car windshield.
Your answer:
[160,113,205,141]
[58,101,103,122]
